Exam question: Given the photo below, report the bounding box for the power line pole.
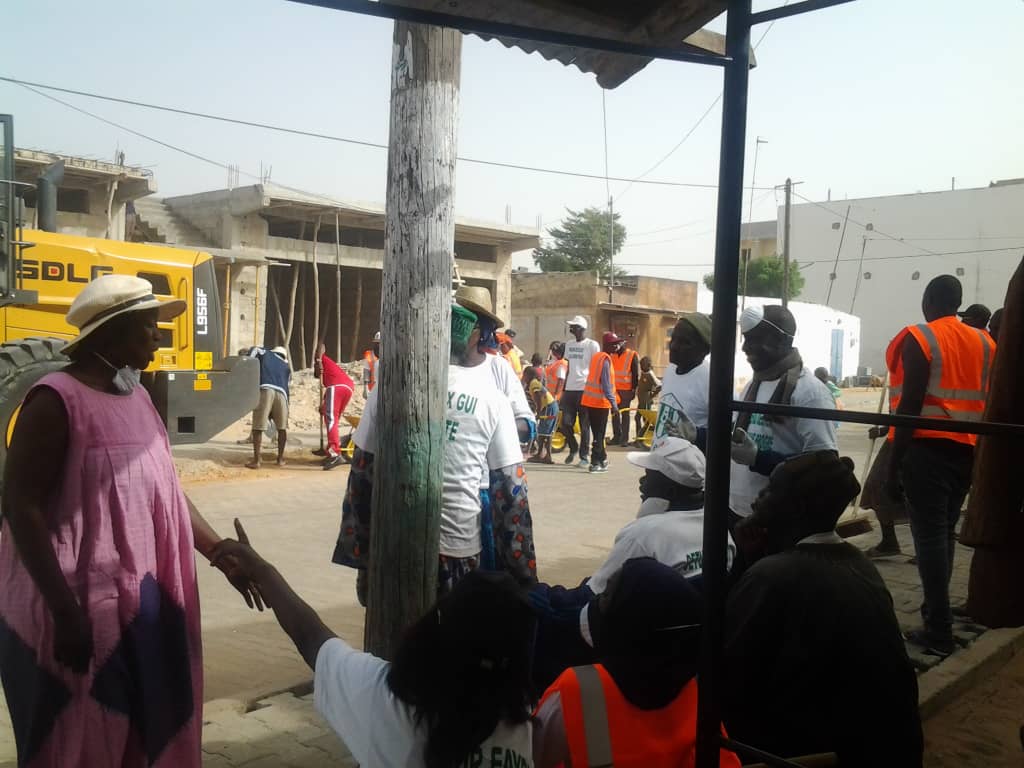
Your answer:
[366,21,461,660]
[741,136,766,309]
[608,196,615,303]
[782,176,791,308]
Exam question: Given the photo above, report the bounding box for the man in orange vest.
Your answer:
[885,275,995,657]
[580,333,621,474]
[533,557,740,768]
[609,335,639,447]
[361,331,380,398]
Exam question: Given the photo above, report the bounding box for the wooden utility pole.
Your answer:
[284,220,305,351]
[365,21,461,659]
[782,177,792,307]
[310,216,321,369]
[335,212,342,362]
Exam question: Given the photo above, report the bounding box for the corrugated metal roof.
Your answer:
[388,0,729,88]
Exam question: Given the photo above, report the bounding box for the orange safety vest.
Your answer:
[581,352,620,409]
[539,665,740,768]
[544,358,568,399]
[363,349,378,391]
[886,315,994,446]
[612,348,638,392]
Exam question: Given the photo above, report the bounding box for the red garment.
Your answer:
[321,355,354,454]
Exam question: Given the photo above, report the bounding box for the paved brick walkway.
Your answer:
[0,418,993,766]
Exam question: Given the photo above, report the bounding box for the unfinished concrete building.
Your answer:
[15,149,156,240]
[133,183,539,367]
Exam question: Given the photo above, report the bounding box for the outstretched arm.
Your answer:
[215,520,336,668]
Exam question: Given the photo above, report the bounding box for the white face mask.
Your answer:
[95,353,141,394]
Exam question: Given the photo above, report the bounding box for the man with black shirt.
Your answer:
[724,451,922,767]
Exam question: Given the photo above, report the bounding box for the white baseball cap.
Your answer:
[627,436,706,489]
[372,331,381,342]
[65,274,186,353]
[566,315,589,330]
[271,346,289,362]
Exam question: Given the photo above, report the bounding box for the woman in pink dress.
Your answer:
[0,275,261,767]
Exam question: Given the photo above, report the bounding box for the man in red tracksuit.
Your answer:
[315,343,355,471]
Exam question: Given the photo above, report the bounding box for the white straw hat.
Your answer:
[64,274,186,353]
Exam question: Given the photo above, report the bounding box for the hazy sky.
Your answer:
[5,0,1023,283]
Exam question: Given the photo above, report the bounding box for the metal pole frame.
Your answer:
[695,1,751,766]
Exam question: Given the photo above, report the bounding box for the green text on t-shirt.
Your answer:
[457,746,530,768]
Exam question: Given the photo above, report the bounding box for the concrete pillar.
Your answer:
[227,263,268,352]
[494,245,512,322]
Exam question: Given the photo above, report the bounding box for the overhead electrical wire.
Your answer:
[1,75,775,193]
[615,2,790,201]
[789,190,939,256]
[17,82,385,214]
[617,244,1024,270]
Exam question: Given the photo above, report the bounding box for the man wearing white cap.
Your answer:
[588,436,734,592]
[246,345,291,469]
[729,305,837,522]
[529,435,734,691]
[561,316,601,467]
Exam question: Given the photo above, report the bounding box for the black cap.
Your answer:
[957,304,991,323]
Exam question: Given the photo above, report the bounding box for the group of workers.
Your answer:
[243,330,382,472]
[266,277,944,766]
[1,264,1000,767]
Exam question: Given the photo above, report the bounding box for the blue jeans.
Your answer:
[902,439,973,642]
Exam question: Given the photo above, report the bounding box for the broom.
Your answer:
[835,374,888,538]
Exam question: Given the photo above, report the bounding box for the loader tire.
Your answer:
[0,338,70,488]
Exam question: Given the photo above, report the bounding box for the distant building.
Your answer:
[511,271,697,373]
[740,219,777,263]
[15,148,155,240]
[133,183,538,363]
[783,180,1024,371]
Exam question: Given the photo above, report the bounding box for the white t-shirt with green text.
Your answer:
[315,637,534,768]
[729,367,838,517]
[443,363,522,557]
[351,365,522,557]
[655,357,710,438]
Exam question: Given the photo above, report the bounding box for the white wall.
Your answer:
[785,183,1024,372]
[696,290,861,390]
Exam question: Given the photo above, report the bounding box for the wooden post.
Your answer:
[284,220,305,352]
[349,230,366,361]
[269,274,287,345]
[335,212,343,362]
[297,264,307,369]
[365,21,461,659]
[311,215,322,369]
